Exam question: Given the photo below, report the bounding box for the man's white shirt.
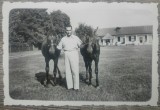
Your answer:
[57,35,82,51]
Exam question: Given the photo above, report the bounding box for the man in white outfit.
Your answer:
[57,26,82,90]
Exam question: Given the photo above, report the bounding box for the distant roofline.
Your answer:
[112,33,153,36]
[99,25,153,30]
[96,25,153,36]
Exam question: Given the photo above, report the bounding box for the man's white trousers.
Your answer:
[64,50,79,89]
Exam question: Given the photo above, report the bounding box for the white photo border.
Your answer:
[2,2,159,106]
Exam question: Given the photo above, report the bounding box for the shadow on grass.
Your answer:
[79,73,86,82]
[79,72,99,88]
[79,72,91,86]
[35,72,67,89]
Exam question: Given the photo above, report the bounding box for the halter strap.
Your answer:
[47,35,58,46]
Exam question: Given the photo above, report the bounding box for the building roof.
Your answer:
[96,25,153,37]
[102,33,113,39]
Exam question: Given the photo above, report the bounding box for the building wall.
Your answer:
[113,35,125,45]
[125,34,152,45]
[113,35,126,45]
[98,39,113,46]
[98,34,152,46]
[98,39,103,46]
[135,34,152,45]
[125,35,136,45]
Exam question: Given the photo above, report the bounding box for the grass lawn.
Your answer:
[9,45,152,101]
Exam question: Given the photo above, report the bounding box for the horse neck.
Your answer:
[47,35,57,55]
[86,37,100,54]
[86,37,93,54]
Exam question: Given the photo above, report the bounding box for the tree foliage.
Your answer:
[75,23,99,44]
[75,23,94,39]
[9,9,70,49]
[75,23,98,44]
[50,10,70,37]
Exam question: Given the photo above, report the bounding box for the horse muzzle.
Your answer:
[49,47,55,55]
[87,46,93,54]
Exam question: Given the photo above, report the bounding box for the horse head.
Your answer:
[80,27,99,56]
[47,34,59,55]
[86,36,94,54]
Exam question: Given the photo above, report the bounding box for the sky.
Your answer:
[46,2,157,30]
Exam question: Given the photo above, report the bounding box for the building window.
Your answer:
[145,35,147,42]
[134,36,136,41]
[118,37,120,42]
[139,37,143,43]
[129,36,131,41]
[131,36,135,42]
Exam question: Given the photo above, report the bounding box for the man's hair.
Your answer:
[66,25,72,30]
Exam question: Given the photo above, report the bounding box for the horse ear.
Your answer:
[94,27,98,35]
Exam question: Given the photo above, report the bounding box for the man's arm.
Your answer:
[75,36,83,48]
[57,39,63,50]
[75,36,86,49]
[79,42,86,48]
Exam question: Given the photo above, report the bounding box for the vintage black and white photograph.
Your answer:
[3,2,158,106]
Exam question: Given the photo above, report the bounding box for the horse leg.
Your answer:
[57,66,62,85]
[88,61,92,86]
[44,58,50,87]
[53,59,58,86]
[95,58,99,87]
[57,66,62,80]
[56,50,62,80]
[85,60,89,83]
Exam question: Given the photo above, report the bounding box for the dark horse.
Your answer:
[80,29,100,88]
[41,33,62,87]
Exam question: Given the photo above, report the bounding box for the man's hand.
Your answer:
[80,43,86,48]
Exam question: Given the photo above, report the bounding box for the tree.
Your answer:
[9,9,70,49]
[50,10,70,38]
[75,23,94,39]
[9,9,48,48]
[75,23,99,44]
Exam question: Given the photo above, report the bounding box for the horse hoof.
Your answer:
[96,85,101,90]
[96,86,100,89]
[44,80,47,86]
[44,84,49,88]
[50,80,55,86]
[88,83,92,87]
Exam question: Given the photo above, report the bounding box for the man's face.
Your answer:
[66,27,72,37]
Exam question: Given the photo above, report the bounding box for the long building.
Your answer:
[96,25,153,46]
